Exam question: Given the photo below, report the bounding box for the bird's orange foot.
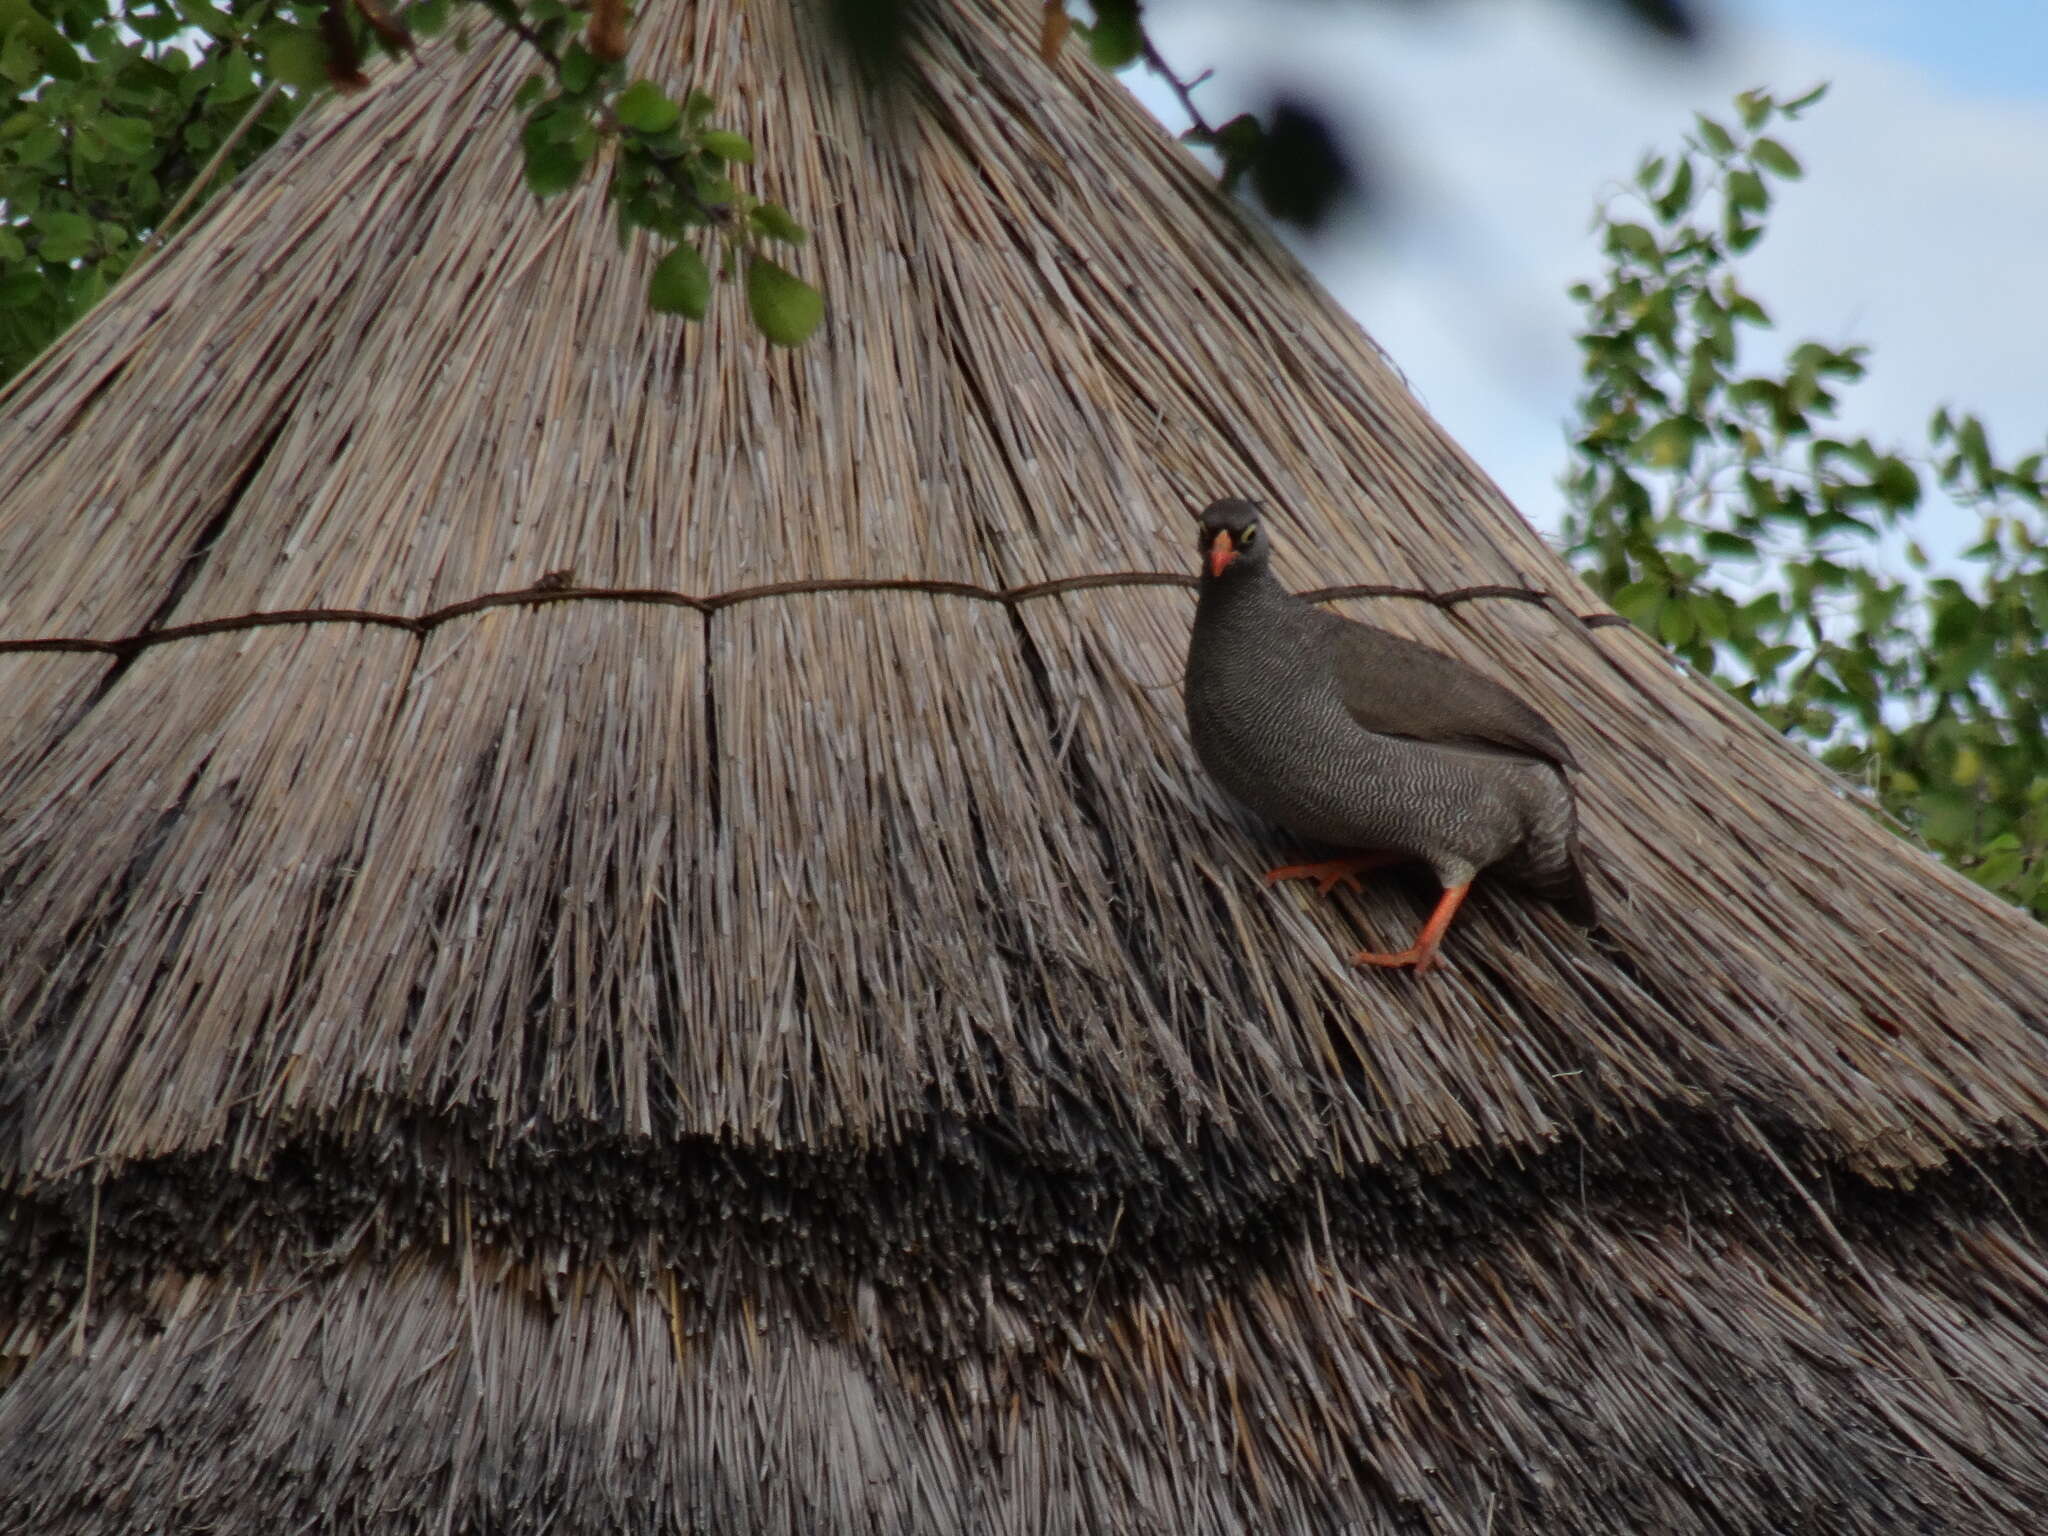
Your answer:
[1262,854,1402,898]
[1350,882,1470,978]
[1351,944,1445,974]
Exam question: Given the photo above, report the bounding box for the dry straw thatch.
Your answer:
[3,1,2048,1530]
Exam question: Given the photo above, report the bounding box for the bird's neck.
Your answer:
[1197,562,1286,620]
[1193,562,1305,655]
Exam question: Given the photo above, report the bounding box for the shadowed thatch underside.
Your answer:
[3,1,2048,1531]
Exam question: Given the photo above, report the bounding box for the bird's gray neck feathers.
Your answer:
[1192,564,1316,657]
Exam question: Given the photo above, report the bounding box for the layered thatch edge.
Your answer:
[8,1134,2048,1534]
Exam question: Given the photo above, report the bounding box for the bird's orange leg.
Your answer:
[1353,882,1471,974]
[1263,852,1406,898]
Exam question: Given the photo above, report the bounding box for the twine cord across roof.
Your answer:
[0,571,1633,659]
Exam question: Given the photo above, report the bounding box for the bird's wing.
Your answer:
[1315,609,1580,771]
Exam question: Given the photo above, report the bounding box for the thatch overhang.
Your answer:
[3,1,2048,1530]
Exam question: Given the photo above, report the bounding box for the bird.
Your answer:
[1183,497,1596,973]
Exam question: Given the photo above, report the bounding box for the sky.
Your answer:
[1127,0,2048,553]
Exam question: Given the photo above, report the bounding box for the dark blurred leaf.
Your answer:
[1607,0,1701,44]
[1248,99,1356,232]
[1872,456,1920,510]
[824,0,912,87]
[1199,111,1265,194]
[318,0,368,91]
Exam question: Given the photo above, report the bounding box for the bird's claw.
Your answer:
[1351,946,1445,974]
[1262,856,1388,898]
[1265,866,1363,897]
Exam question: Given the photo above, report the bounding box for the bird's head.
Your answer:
[1194,498,1268,581]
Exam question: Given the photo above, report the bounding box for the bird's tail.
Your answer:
[1538,822,1601,932]
[1524,780,1600,931]
[1552,847,1600,931]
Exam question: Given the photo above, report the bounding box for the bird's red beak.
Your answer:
[1206,530,1237,579]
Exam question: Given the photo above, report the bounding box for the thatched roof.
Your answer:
[4,1,2048,1530]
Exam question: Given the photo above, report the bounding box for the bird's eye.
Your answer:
[1241,526,1258,544]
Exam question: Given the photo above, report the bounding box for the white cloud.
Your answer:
[1132,0,2048,551]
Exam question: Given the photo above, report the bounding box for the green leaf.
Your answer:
[1751,644,1799,680]
[1694,115,1734,157]
[1086,2,1143,71]
[409,0,452,36]
[1691,592,1733,643]
[1958,414,1993,480]
[127,6,185,43]
[529,99,590,145]
[614,79,679,133]
[1702,531,1756,560]
[1636,415,1701,470]
[1931,594,1979,650]
[1727,168,1768,213]
[1974,848,2025,892]
[33,209,93,263]
[522,136,587,197]
[177,0,235,37]
[214,44,257,101]
[744,254,823,346]
[559,42,599,95]
[1609,221,1659,261]
[0,5,80,78]
[257,24,328,90]
[1613,579,1665,626]
[1751,136,1802,179]
[648,242,711,318]
[1659,599,1697,648]
[699,129,755,164]
[1831,649,1879,704]
[1872,456,1920,510]
[1652,157,1694,222]
[97,116,156,159]
[0,269,43,307]
[748,201,807,245]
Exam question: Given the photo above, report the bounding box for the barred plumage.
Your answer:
[1185,498,1596,971]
